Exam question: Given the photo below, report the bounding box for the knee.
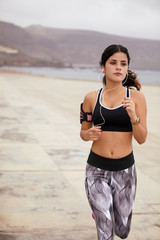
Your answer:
[115,212,132,239]
[120,235,128,239]
[115,224,130,239]
[116,230,130,239]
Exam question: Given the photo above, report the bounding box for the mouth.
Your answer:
[114,72,122,76]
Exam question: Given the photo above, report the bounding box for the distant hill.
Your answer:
[0,20,160,70]
[0,21,64,67]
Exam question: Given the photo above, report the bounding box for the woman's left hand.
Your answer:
[122,97,137,122]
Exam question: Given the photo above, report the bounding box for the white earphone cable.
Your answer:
[95,71,128,127]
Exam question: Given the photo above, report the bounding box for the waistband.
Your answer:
[87,150,135,171]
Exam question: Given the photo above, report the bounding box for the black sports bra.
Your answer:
[92,88,132,132]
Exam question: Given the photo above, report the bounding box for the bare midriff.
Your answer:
[91,131,133,159]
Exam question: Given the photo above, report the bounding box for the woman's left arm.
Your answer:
[123,90,147,144]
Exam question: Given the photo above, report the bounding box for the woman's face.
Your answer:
[102,52,128,84]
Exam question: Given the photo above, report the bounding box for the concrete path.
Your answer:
[0,72,159,240]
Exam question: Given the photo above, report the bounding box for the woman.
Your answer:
[80,44,147,240]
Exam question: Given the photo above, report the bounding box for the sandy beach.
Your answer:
[0,71,160,240]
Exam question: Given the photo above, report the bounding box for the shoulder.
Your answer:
[130,88,145,98]
[84,90,98,101]
[83,89,100,112]
[130,88,146,105]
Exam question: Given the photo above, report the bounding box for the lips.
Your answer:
[114,72,122,76]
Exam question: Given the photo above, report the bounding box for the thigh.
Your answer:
[112,164,137,235]
[85,163,114,240]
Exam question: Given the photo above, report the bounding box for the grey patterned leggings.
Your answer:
[85,163,137,240]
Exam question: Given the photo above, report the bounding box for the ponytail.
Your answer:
[122,70,141,91]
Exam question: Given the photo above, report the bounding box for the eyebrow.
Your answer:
[111,59,127,62]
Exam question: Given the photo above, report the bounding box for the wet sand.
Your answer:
[0,71,160,240]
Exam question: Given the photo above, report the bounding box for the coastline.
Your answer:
[0,71,159,239]
[1,66,160,85]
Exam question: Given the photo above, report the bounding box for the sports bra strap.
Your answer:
[126,88,130,98]
[97,88,103,101]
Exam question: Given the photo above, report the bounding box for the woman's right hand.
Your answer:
[84,126,102,141]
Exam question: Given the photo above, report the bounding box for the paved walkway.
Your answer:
[0,72,159,240]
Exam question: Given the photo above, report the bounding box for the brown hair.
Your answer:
[100,44,141,91]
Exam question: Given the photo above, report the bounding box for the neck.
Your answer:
[104,82,123,92]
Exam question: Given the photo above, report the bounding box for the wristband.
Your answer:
[132,116,140,125]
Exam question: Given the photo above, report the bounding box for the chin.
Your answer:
[113,79,123,84]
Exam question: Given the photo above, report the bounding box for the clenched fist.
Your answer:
[83,126,102,141]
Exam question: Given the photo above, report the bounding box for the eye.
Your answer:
[121,62,127,66]
[110,61,116,65]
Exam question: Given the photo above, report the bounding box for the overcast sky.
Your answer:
[0,0,160,40]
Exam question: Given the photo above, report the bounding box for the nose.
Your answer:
[116,64,121,70]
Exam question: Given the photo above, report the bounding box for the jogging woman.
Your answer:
[80,44,147,240]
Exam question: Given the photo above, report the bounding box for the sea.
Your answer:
[1,66,160,85]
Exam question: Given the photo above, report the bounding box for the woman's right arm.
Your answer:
[80,92,102,141]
